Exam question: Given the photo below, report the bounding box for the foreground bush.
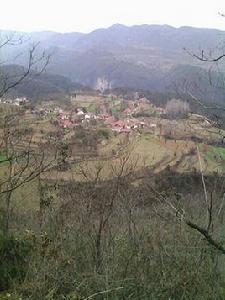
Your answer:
[0,234,32,292]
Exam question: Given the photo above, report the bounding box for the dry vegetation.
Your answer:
[1,95,225,300]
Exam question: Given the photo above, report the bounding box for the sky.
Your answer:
[1,0,225,33]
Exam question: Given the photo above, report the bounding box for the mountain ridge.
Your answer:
[1,24,225,102]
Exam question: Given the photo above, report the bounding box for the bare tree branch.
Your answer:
[184,47,225,63]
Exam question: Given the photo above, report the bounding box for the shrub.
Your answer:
[97,128,111,140]
[166,99,190,118]
[0,234,32,291]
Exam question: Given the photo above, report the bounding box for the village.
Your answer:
[28,94,166,134]
[0,91,219,145]
[0,96,29,106]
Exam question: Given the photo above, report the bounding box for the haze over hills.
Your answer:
[1,24,225,101]
[0,65,83,99]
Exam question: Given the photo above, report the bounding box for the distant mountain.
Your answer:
[1,24,225,101]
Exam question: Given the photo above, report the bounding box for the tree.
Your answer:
[0,33,50,98]
[0,33,52,234]
[162,18,225,256]
[165,98,190,118]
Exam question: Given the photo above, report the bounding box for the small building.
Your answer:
[155,107,166,115]
[75,107,87,114]
[59,119,74,129]
[59,113,70,120]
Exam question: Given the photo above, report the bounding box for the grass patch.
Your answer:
[143,132,154,141]
[204,146,225,172]
[88,103,99,113]
[0,153,6,164]
[206,146,225,162]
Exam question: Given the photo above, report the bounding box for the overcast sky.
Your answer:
[1,0,225,33]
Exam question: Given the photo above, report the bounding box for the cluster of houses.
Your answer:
[50,98,161,133]
[57,107,99,129]
[122,98,166,117]
[29,96,163,134]
[56,106,152,133]
[102,98,162,133]
[109,119,146,133]
[0,97,29,106]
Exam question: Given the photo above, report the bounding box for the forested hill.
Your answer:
[1,24,225,101]
[0,65,83,99]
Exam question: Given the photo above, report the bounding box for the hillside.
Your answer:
[1,24,225,101]
[0,65,83,99]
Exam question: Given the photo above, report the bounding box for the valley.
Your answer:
[1,18,225,299]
